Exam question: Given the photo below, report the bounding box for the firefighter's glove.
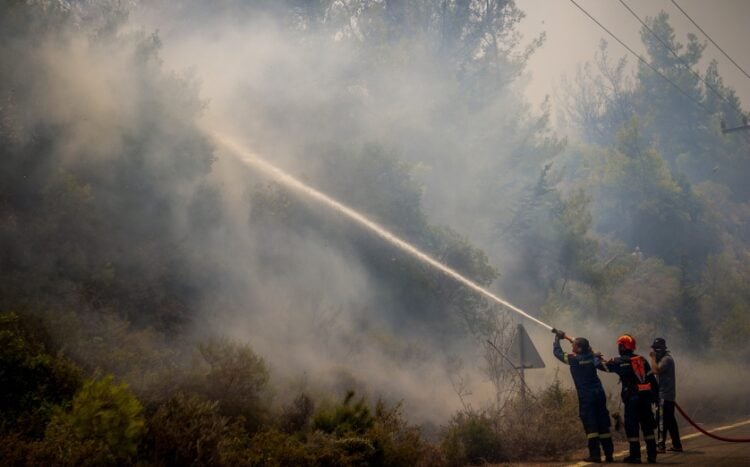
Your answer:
[551,328,566,340]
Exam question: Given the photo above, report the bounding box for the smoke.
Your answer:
[8,0,745,428]
[122,1,550,420]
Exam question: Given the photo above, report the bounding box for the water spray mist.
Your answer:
[210,131,553,331]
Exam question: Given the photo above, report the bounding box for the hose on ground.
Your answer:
[675,402,750,443]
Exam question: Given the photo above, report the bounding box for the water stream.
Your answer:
[210,131,553,331]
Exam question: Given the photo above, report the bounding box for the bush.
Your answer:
[439,379,584,465]
[312,390,374,437]
[367,400,425,467]
[299,392,426,466]
[225,429,312,466]
[440,410,505,466]
[280,393,314,434]
[197,339,270,430]
[501,378,583,460]
[143,392,238,466]
[39,375,144,465]
[0,312,82,438]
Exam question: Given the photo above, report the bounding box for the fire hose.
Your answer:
[675,402,750,443]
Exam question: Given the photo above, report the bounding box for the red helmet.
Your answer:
[616,334,636,351]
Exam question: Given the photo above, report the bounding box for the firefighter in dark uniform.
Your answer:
[650,337,682,452]
[552,329,614,463]
[599,334,658,464]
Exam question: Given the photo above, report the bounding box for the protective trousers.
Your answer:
[624,395,657,462]
[580,388,614,461]
[657,399,682,450]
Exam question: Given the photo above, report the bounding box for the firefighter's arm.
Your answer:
[593,351,606,370]
[645,359,658,386]
[596,356,613,372]
[648,351,661,375]
[552,337,570,364]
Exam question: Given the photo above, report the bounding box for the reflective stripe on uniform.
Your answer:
[599,433,612,439]
[563,353,569,364]
[627,437,640,442]
[587,432,599,439]
[645,435,655,440]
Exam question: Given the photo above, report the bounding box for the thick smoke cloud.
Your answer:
[124,0,551,419]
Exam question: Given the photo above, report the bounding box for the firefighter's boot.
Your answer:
[583,437,601,462]
[645,438,657,463]
[622,441,642,463]
[601,436,614,462]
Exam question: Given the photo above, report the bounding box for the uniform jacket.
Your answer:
[598,352,658,402]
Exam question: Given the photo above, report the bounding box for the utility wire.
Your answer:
[568,0,712,116]
[619,0,745,120]
[670,0,750,82]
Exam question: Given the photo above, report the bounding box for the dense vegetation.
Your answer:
[1,0,749,464]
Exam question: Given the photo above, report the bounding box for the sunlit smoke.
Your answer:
[209,131,553,332]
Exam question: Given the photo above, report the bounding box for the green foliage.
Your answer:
[440,380,583,465]
[699,249,750,357]
[503,163,601,297]
[312,390,374,437]
[501,378,583,460]
[0,312,82,438]
[367,400,425,467]
[440,410,505,466]
[556,11,750,352]
[228,429,312,466]
[41,375,144,465]
[143,392,238,466]
[279,393,315,434]
[196,339,270,429]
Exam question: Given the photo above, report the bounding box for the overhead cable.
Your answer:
[670,0,750,82]
[568,0,712,116]
[619,0,745,120]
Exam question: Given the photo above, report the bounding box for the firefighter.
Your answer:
[599,334,658,464]
[551,328,614,463]
[650,338,683,453]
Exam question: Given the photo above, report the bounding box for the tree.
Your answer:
[41,376,144,465]
[196,340,270,430]
[0,313,82,438]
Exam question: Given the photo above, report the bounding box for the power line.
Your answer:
[618,0,745,120]
[670,0,750,82]
[568,0,713,116]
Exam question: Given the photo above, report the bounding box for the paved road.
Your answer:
[646,419,750,466]
[493,420,750,466]
[574,418,750,466]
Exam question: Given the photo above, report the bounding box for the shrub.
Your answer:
[143,392,237,466]
[280,393,314,434]
[39,375,144,465]
[197,339,270,431]
[230,429,312,466]
[312,390,374,437]
[441,410,505,466]
[367,400,425,467]
[501,378,583,460]
[0,312,82,438]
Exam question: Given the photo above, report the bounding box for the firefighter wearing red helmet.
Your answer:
[598,334,659,464]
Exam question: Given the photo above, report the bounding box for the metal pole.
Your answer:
[518,323,526,402]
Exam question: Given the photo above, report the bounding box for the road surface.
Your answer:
[492,419,750,466]
[575,418,750,466]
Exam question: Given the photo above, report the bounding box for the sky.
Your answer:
[518,0,750,124]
